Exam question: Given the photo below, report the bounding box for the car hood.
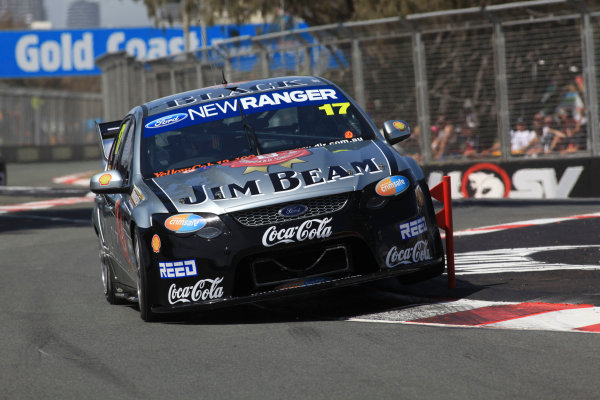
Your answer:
[151,140,398,214]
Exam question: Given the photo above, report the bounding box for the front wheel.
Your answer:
[134,230,159,322]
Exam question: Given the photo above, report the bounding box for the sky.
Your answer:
[45,0,154,29]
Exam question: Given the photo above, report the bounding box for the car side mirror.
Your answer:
[383,120,411,145]
[90,170,129,194]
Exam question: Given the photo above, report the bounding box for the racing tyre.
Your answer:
[134,230,158,322]
[101,256,119,304]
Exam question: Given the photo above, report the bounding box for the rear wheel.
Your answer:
[134,230,158,322]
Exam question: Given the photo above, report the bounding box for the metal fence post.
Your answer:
[492,21,510,161]
[141,64,147,104]
[196,64,204,89]
[170,69,176,95]
[260,48,270,79]
[581,12,599,156]
[351,39,366,109]
[301,46,312,76]
[412,30,432,163]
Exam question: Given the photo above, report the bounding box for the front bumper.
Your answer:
[141,178,445,313]
[150,255,444,313]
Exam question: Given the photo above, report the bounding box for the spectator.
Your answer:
[457,124,480,158]
[480,117,536,157]
[527,114,565,156]
[479,139,501,157]
[532,112,544,136]
[558,109,587,154]
[510,117,537,155]
[430,115,457,160]
[557,83,585,128]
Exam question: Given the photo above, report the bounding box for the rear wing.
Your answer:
[95,120,121,162]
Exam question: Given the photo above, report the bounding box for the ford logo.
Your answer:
[278,204,309,218]
[145,113,188,129]
[375,175,410,197]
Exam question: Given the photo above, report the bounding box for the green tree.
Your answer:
[134,0,207,52]
[135,0,516,33]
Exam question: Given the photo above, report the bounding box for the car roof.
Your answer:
[143,75,330,117]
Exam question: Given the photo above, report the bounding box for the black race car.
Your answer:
[90,76,445,321]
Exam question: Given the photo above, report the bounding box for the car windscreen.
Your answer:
[141,86,377,178]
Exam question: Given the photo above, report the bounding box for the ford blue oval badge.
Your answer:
[145,113,188,129]
[278,204,308,218]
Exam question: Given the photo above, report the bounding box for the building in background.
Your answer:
[66,0,99,29]
[0,0,46,25]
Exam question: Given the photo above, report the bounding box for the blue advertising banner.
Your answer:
[0,24,274,78]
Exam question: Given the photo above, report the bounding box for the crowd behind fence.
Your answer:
[3,1,600,167]
[98,0,600,165]
[0,87,102,147]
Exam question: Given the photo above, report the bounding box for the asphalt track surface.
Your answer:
[1,161,599,399]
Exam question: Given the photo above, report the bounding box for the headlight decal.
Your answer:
[165,214,207,233]
[375,175,410,197]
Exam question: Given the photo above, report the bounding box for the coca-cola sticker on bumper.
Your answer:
[385,240,432,268]
[168,277,224,304]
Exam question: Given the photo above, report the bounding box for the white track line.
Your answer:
[451,212,600,237]
[0,194,94,214]
[52,170,97,187]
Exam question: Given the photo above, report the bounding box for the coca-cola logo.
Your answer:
[262,217,333,247]
[167,277,224,304]
[385,240,432,268]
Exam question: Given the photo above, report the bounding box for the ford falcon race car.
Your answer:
[90,76,445,321]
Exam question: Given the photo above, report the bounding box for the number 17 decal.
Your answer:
[318,102,350,115]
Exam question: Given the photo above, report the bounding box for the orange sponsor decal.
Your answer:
[99,173,112,186]
[344,131,354,139]
[151,234,161,253]
[393,121,406,131]
[375,176,409,197]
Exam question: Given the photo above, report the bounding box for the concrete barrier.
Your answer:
[424,156,599,199]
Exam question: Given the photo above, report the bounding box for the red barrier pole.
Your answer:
[443,176,456,289]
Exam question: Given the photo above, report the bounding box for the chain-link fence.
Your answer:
[98,0,600,165]
[0,87,102,147]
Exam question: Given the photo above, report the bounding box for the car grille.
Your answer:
[231,193,349,227]
[251,244,351,288]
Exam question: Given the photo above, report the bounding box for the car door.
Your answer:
[101,117,137,287]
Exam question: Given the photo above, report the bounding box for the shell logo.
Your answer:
[151,234,161,253]
[393,121,407,131]
[99,173,112,186]
[344,130,354,139]
[375,175,410,197]
[165,214,207,234]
